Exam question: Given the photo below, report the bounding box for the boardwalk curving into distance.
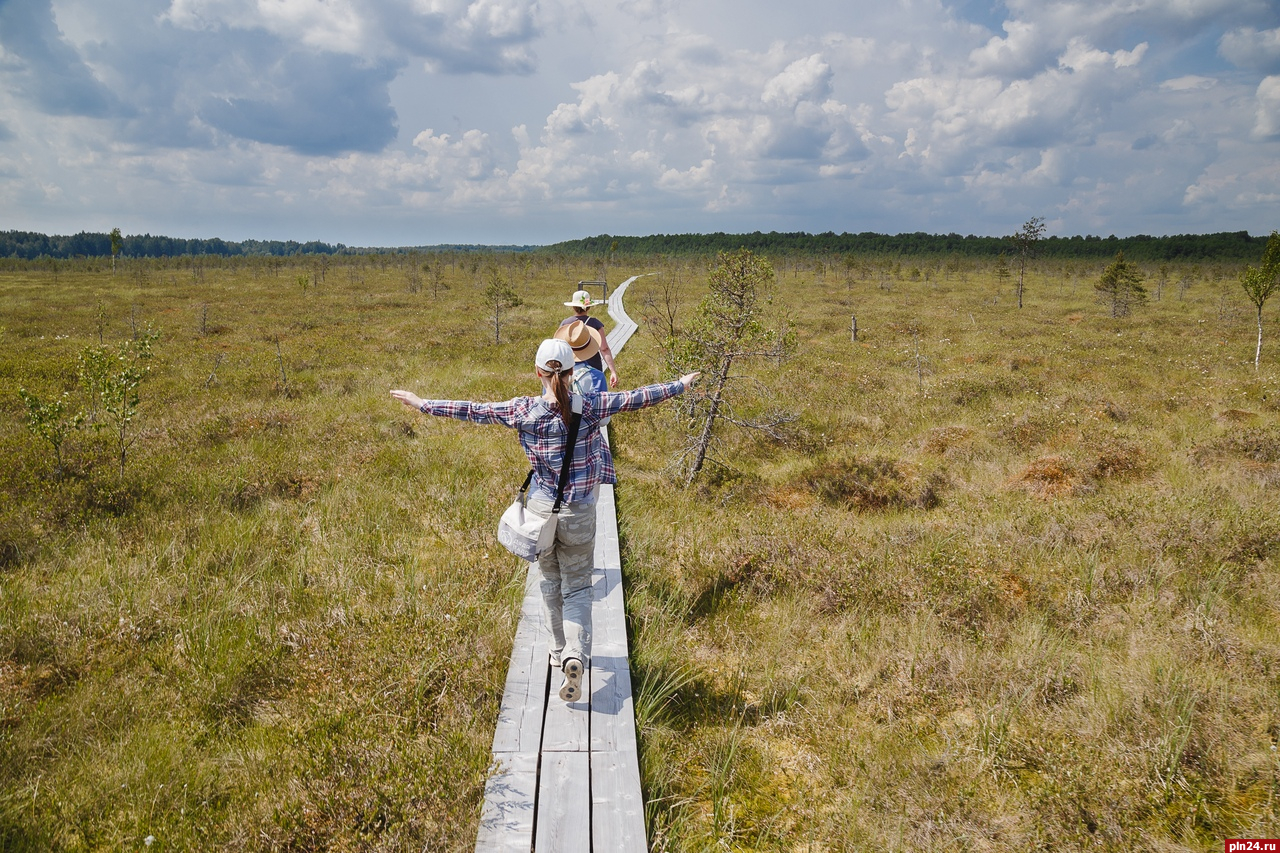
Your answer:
[475,276,647,853]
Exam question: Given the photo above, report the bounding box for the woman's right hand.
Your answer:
[679,372,701,389]
[390,389,425,410]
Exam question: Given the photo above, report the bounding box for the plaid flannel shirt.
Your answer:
[419,379,686,504]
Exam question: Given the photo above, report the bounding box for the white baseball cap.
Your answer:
[535,338,575,373]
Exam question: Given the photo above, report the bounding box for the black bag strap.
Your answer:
[518,393,582,515]
[550,394,583,515]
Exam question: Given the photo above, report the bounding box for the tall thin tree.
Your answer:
[669,248,794,485]
[483,266,522,344]
[1240,230,1280,370]
[110,227,122,276]
[1009,216,1045,309]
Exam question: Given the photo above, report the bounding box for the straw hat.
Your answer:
[564,290,595,309]
[553,320,602,362]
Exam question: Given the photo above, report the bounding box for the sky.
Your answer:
[1,0,1279,247]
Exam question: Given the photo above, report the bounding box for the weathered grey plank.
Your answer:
[591,567,629,652]
[593,486,622,571]
[535,752,592,853]
[592,748,646,851]
[542,663,592,752]
[589,653,637,754]
[490,565,551,756]
[475,751,538,853]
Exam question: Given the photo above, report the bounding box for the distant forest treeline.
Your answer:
[549,230,1271,261]
[1,227,1271,262]
[0,230,536,260]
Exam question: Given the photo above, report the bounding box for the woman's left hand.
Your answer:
[679,372,701,389]
[390,389,425,410]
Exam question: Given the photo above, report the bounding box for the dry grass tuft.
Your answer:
[921,425,973,454]
[1013,454,1085,497]
[1090,436,1149,479]
[1097,400,1128,421]
[763,485,818,510]
[1194,427,1280,484]
[799,456,945,511]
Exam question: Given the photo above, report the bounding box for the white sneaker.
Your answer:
[549,650,561,668]
[559,658,584,702]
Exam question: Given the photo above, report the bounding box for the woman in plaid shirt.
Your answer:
[391,339,699,702]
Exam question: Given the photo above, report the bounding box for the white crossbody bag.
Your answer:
[497,395,582,562]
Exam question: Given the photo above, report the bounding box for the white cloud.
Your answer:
[1005,0,1270,39]
[161,0,543,71]
[1160,75,1217,91]
[164,0,369,53]
[969,20,1051,77]
[1254,75,1280,139]
[1220,27,1280,74]
[411,127,501,182]
[658,158,716,192]
[885,36,1149,169]
[762,55,833,109]
[1183,136,1280,215]
[1059,38,1147,72]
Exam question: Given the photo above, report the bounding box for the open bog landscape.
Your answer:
[1,250,1278,851]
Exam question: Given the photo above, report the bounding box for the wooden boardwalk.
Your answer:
[475,278,646,852]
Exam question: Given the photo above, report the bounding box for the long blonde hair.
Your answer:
[538,360,574,426]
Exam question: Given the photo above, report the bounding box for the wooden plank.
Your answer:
[541,664,592,752]
[535,752,592,853]
[592,748,647,852]
[491,565,550,755]
[606,326,636,353]
[593,487,622,571]
[589,653,638,754]
[608,330,636,352]
[591,567,629,652]
[475,752,538,853]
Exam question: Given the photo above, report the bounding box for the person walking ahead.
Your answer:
[391,340,698,702]
[560,289,620,388]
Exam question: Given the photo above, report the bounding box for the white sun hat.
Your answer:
[564,290,595,309]
[535,338,575,373]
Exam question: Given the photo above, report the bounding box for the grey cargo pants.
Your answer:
[527,490,597,667]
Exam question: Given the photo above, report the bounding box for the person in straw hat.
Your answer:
[390,340,699,703]
[559,289,619,388]
[554,318,608,398]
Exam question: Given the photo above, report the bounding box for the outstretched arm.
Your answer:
[593,372,700,417]
[390,390,526,428]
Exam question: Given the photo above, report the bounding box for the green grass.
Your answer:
[0,254,605,850]
[2,252,1279,851]
[614,258,1280,851]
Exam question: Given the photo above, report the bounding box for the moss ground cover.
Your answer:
[1,252,1278,851]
